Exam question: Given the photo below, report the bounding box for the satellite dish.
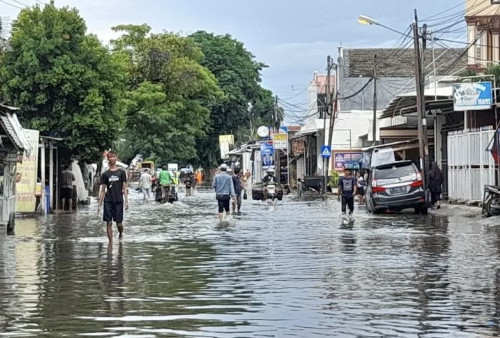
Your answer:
[257,126,269,138]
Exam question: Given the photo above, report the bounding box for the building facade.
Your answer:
[466,0,500,71]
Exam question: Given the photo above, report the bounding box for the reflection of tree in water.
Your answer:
[411,215,450,334]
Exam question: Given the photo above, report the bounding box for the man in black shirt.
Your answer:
[60,165,75,211]
[98,150,129,242]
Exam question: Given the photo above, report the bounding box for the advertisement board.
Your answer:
[453,81,493,111]
[333,151,363,171]
[16,129,39,212]
[260,141,274,168]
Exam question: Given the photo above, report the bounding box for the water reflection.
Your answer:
[0,190,499,336]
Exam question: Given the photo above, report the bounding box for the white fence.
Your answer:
[447,128,496,202]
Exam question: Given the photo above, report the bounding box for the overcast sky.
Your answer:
[1,0,466,112]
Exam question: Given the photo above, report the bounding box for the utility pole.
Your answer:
[413,9,430,193]
[323,56,332,191]
[372,54,378,145]
[274,95,280,182]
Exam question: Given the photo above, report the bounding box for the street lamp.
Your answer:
[357,15,377,25]
[358,15,410,37]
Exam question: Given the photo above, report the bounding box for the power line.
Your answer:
[0,0,22,9]
[8,0,28,7]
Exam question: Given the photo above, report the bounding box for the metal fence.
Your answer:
[447,128,496,202]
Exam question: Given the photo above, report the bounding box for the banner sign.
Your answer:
[260,141,274,168]
[453,81,493,111]
[292,139,305,154]
[16,129,39,212]
[219,134,234,160]
[333,151,363,171]
[272,133,288,150]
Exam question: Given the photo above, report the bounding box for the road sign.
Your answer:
[321,145,331,158]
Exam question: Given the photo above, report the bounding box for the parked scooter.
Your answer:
[482,185,500,216]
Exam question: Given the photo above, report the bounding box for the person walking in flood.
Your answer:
[139,168,152,202]
[232,167,243,215]
[356,171,366,205]
[212,164,236,221]
[98,150,129,242]
[428,161,444,209]
[338,167,357,218]
[60,164,75,212]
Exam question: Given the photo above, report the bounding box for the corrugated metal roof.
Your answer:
[0,110,32,153]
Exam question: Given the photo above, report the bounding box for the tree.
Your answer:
[0,3,126,163]
[190,31,276,167]
[111,25,222,164]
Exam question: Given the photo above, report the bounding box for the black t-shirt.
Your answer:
[101,169,127,203]
[339,176,357,198]
[232,175,241,194]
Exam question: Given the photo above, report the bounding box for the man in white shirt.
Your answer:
[139,169,152,202]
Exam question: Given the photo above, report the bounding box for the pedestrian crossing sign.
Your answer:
[321,145,331,158]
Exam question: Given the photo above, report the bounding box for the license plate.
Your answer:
[390,186,406,194]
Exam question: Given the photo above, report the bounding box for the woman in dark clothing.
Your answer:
[428,161,443,209]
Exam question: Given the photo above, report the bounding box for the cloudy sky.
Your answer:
[1,0,466,111]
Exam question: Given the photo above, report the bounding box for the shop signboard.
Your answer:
[272,133,288,150]
[453,81,493,111]
[333,151,363,171]
[16,129,39,212]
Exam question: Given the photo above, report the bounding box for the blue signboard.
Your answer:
[321,145,331,158]
[334,152,363,171]
[260,141,274,168]
[453,81,493,111]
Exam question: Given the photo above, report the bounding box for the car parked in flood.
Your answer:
[365,160,427,214]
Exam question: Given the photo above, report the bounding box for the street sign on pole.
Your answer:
[321,145,331,158]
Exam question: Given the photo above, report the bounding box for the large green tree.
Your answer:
[190,31,277,167]
[112,25,222,164]
[0,3,126,163]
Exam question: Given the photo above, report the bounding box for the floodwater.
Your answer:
[1,187,500,337]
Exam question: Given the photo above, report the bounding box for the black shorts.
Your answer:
[216,194,230,213]
[61,187,72,199]
[103,201,124,222]
[357,187,365,196]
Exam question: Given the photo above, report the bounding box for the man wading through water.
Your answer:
[98,150,129,242]
[338,166,357,219]
[212,164,236,221]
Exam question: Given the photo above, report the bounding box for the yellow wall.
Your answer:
[466,0,500,17]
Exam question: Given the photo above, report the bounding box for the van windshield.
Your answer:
[374,163,416,180]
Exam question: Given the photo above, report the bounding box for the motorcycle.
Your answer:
[482,185,500,217]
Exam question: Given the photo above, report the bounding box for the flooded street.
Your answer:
[1,187,500,337]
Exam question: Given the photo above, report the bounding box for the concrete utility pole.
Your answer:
[372,54,377,145]
[323,55,332,191]
[274,95,281,182]
[413,9,430,192]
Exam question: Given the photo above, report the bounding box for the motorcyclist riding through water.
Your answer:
[262,168,278,200]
